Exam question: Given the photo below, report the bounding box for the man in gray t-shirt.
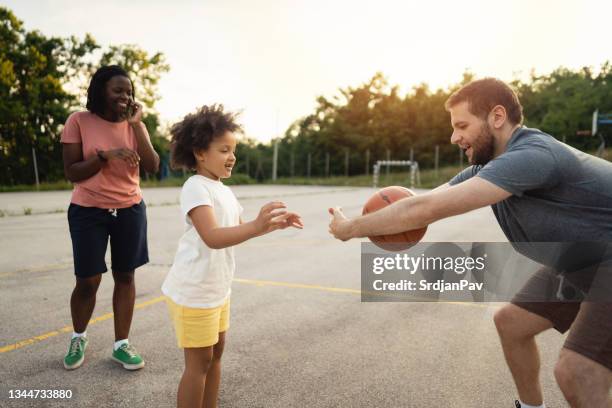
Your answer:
[328,78,611,407]
[450,126,612,269]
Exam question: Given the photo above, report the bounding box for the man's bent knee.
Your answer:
[494,304,552,341]
[555,349,611,391]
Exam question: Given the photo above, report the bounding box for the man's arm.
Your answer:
[330,177,511,240]
[429,182,451,194]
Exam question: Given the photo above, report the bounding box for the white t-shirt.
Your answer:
[162,175,243,308]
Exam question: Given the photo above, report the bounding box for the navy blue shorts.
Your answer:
[67,201,149,278]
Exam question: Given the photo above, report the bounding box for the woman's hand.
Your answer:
[100,149,140,168]
[126,99,143,125]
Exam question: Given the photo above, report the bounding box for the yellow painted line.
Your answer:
[0,297,167,354]
[243,239,330,248]
[234,278,362,294]
[234,278,497,308]
[135,296,167,309]
[1,280,496,355]
[0,262,172,280]
[0,263,72,278]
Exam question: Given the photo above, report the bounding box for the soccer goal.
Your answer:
[372,160,420,188]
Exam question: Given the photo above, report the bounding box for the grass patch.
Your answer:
[0,174,257,192]
[0,180,74,192]
[140,173,256,188]
[273,165,462,189]
[0,168,460,192]
[1,146,610,193]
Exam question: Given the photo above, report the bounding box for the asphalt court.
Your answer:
[0,186,570,407]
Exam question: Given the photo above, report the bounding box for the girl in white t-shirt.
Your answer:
[162,105,303,408]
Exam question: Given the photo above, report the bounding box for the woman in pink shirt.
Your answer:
[61,65,159,371]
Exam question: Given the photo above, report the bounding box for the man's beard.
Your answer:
[469,124,495,165]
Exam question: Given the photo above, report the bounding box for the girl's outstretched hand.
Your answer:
[278,212,304,230]
[253,202,304,235]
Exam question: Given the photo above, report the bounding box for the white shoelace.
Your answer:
[69,338,83,355]
[120,344,136,358]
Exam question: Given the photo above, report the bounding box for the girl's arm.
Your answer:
[190,201,303,249]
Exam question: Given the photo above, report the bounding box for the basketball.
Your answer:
[362,186,427,250]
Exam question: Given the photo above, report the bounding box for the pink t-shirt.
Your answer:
[61,111,142,209]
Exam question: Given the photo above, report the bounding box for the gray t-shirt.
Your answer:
[449,126,612,267]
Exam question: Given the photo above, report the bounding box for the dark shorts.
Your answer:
[512,263,612,370]
[68,201,149,278]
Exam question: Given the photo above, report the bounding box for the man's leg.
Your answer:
[554,348,611,407]
[554,299,612,407]
[494,304,554,406]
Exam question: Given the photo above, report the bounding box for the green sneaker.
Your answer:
[111,343,145,370]
[63,336,88,370]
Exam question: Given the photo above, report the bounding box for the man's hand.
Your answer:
[328,207,353,241]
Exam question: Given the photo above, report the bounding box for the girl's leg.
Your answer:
[70,274,102,332]
[178,346,213,408]
[203,332,226,408]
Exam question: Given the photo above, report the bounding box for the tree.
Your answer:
[0,7,171,185]
[99,44,170,110]
[0,7,97,185]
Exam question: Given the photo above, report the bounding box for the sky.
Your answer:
[3,0,610,142]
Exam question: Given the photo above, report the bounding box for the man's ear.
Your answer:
[489,105,508,130]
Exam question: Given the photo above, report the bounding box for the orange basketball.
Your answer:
[362,186,427,250]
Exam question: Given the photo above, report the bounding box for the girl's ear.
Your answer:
[193,148,206,163]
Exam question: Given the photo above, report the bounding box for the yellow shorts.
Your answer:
[165,297,230,348]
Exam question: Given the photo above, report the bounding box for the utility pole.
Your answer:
[344,149,349,177]
[434,145,439,180]
[272,139,279,181]
[32,146,40,190]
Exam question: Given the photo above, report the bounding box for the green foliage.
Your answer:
[2,6,611,189]
[99,44,170,110]
[0,6,170,186]
[269,66,612,179]
[513,64,612,150]
[0,7,97,185]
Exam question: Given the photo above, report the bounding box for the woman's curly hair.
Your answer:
[170,104,242,170]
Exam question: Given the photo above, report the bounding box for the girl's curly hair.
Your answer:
[170,104,242,170]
